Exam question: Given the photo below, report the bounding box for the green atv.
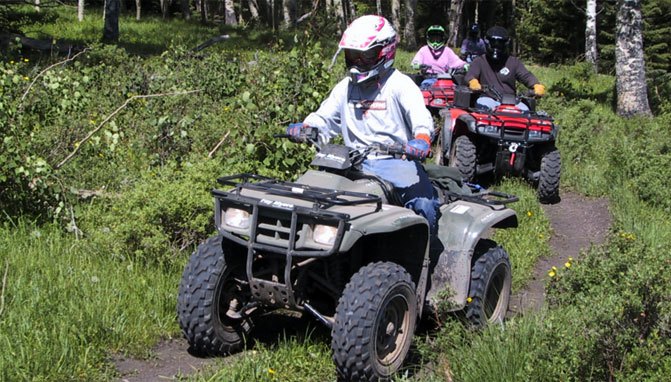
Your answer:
[177,128,518,381]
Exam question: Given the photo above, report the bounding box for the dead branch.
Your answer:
[208,130,231,158]
[20,48,89,104]
[55,89,201,169]
[0,259,7,317]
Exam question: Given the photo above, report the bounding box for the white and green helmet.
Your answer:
[426,25,447,51]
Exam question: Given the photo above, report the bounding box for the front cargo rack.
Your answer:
[216,173,383,212]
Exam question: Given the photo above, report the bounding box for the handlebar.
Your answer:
[278,126,424,162]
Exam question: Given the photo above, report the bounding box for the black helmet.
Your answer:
[469,24,480,38]
[485,26,509,63]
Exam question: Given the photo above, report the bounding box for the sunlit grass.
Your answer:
[0,221,181,381]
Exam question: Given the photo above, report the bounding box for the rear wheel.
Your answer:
[177,235,253,355]
[465,243,512,327]
[332,262,417,381]
[450,135,477,182]
[538,148,561,204]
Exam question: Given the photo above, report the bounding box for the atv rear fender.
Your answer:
[427,200,518,310]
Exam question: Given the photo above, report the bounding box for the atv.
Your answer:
[177,127,518,381]
[441,85,561,203]
[414,65,466,115]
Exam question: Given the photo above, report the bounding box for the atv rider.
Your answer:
[465,26,546,111]
[287,15,440,240]
[411,25,466,89]
[460,23,486,63]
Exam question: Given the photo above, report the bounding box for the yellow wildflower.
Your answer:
[564,262,571,268]
[24,58,29,62]
[268,368,276,375]
[466,297,472,303]
[527,211,533,217]
[548,270,556,277]
[23,76,29,81]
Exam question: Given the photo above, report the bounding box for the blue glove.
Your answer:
[405,136,431,160]
[286,123,306,142]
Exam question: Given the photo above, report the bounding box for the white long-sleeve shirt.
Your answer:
[303,69,434,151]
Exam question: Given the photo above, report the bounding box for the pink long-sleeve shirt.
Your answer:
[411,46,466,74]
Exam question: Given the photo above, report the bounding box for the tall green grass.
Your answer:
[0,221,181,381]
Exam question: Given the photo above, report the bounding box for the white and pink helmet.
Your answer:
[334,15,398,84]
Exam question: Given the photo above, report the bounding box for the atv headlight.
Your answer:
[313,224,338,246]
[224,208,250,229]
[528,129,542,139]
[478,125,500,135]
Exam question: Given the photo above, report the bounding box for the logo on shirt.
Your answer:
[499,67,510,76]
[352,100,387,111]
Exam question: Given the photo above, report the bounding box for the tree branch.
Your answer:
[208,130,231,158]
[55,89,201,169]
[19,48,89,105]
[0,260,7,317]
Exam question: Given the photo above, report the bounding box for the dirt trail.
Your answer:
[508,192,611,314]
[115,191,612,381]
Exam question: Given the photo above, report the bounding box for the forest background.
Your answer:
[1,0,670,381]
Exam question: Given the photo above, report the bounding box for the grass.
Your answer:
[5,4,671,382]
[0,221,181,381]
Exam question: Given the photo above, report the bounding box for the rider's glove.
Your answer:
[469,78,482,91]
[463,63,470,72]
[405,134,431,160]
[286,122,308,142]
[533,83,546,97]
[411,61,421,70]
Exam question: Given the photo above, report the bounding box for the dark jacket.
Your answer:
[465,55,539,97]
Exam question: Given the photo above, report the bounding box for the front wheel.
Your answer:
[449,135,477,182]
[177,235,253,355]
[538,148,561,204]
[465,243,512,328]
[332,262,417,381]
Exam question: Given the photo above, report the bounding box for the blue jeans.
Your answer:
[420,78,437,90]
[476,96,529,111]
[362,158,440,236]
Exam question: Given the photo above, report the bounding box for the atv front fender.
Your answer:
[442,110,477,155]
[427,200,517,310]
[339,205,429,252]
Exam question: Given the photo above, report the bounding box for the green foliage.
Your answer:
[0,222,181,381]
[515,0,585,64]
[194,335,334,381]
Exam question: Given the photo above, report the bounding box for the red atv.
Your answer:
[441,85,561,203]
[415,65,466,115]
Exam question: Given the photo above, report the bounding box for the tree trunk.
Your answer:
[376,0,382,15]
[391,0,401,36]
[181,0,190,20]
[347,0,356,22]
[78,0,84,21]
[248,0,260,20]
[282,0,296,28]
[330,0,346,34]
[585,0,598,72]
[201,0,209,23]
[225,0,237,25]
[160,0,170,19]
[615,0,651,117]
[448,0,465,47]
[403,0,417,50]
[102,0,120,43]
[136,0,142,20]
